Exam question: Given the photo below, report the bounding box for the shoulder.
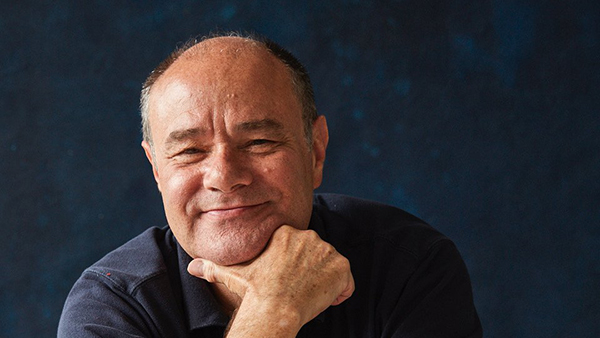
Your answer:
[83,226,175,293]
[313,193,449,260]
[311,194,482,336]
[58,226,180,337]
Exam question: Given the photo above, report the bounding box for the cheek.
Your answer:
[258,152,313,192]
[161,169,200,209]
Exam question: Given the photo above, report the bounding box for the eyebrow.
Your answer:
[164,119,285,149]
[235,118,285,133]
[165,128,205,149]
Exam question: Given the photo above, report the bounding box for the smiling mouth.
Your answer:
[202,202,268,218]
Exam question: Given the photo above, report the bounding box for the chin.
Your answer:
[195,224,275,266]
[210,250,261,266]
[203,241,267,266]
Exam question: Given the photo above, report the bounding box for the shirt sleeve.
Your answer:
[57,270,153,338]
[384,239,482,338]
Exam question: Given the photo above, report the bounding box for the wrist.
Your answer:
[226,293,303,337]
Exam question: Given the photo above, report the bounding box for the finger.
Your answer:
[188,258,224,283]
[331,272,355,306]
[187,259,206,278]
[188,259,248,297]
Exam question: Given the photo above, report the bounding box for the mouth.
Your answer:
[202,202,268,218]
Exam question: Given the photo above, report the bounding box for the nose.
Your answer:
[202,147,252,193]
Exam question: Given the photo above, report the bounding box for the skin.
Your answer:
[143,37,354,337]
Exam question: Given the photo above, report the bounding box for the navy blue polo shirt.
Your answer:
[58,194,482,337]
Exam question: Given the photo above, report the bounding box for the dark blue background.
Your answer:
[1,1,598,337]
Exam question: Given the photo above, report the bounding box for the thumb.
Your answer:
[187,259,247,296]
[187,259,207,279]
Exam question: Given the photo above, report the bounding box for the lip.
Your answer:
[202,202,268,218]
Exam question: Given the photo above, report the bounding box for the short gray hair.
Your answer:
[140,32,318,150]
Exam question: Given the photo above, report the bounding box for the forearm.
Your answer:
[225,296,302,338]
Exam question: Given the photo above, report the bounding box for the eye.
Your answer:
[175,147,209,158]
[249,139,272,146]
[181,148,200,155]
[244,139,279,154]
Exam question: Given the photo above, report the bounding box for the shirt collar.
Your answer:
[176,243,230,331]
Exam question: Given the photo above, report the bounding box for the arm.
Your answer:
[187,225,355,338]
[57,271,151,338]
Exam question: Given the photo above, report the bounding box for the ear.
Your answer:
[141,140,162,192]
[311,115,329,189]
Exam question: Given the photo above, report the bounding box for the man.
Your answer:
[59,33,482,337]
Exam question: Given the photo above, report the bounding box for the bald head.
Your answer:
[140,34,317,150]
[176,36,263,62]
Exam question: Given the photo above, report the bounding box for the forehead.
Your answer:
[147,38,302,134]
[156,37,295,100]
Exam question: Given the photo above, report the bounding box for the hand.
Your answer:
[188,225,354,336]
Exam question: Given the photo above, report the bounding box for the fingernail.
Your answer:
[188,260,204,278]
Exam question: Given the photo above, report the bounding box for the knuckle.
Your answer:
[222,273,233,288]
[305,229,320,240]
[273,225,294,242]
[321,242,335,256]
[336,255,351,272]
[341,257,351,271]
[203,262,216,283]
[279,224,294,234]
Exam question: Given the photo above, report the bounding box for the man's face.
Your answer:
[142,38,328,265]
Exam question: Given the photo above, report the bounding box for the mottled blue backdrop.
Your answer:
[1,1,598,337]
